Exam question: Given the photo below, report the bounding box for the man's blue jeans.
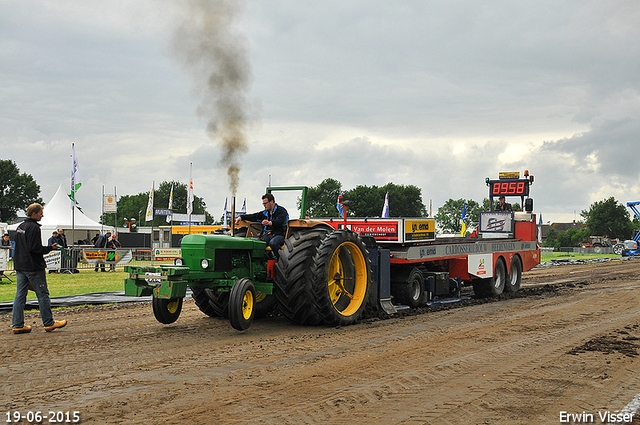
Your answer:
[263,234,285,258]
[12,270,54,328]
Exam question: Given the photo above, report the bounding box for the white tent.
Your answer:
[9,184,108,245]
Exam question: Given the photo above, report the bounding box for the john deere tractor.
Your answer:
[124,187,373,330]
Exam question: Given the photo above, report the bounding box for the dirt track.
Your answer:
[2,259,640,424]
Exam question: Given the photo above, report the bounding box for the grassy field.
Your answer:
[0,268,128,303]
[540,252,620,261]
[0,252,622,303]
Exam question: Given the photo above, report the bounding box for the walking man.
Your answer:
[12,203,67,334]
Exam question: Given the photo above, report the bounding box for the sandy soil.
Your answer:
[2,259,640,424]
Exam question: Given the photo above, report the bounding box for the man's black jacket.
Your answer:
[14,218,54,271]
[240,204,289,237]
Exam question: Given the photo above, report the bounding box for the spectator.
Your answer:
[1,233,11,250]
[1,234,11,279]
[47,231,58,247]
[107,234,121,271]
[93,231,111,272]
[56,229,68,248]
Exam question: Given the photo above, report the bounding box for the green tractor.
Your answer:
[124,187,373,330]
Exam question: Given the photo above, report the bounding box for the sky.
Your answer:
[1,0,639,226]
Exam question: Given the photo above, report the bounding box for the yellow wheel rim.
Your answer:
[327,241,367,316]
[167,299,180,314]
[242,290,254,320]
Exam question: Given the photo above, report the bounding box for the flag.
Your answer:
[145,182,154,222]
[460,203,467,236]
[187,163,194,216]
[223,197,228,227]
[241,198,246,214]
[381,192,389,218]
[70,143,82,208]
[166,184,174,224]
[336,192,344,216]
[537,213,543,244]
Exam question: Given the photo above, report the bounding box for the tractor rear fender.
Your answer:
[285,219,334,239]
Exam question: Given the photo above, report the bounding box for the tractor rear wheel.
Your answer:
[191,287,230,318]
[229,278,256,331]
[152,297,183,324]
[274,228,330,325]
[312,230,372,327]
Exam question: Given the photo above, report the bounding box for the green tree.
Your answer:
[344,183,427,217]
[544,228,559,248]
[435,198,481,235]
[580,197,634,240]
[303,179,427,218]
[0,159,43,222]
[303,178,342,217]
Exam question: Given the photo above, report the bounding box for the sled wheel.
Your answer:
[152,297,183,324]
[313,230,371,326]
[472,258,506,298]
[490,258,507,296]
[505,256,522,293]
[393,268,424,307]
[229,278,256,331]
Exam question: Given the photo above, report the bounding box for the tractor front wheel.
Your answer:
[152,297,183,324]
[312,230,371,326]
[229,278,256,331]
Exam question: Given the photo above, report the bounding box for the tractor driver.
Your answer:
[235,193,289,257]
[495,196,513,211]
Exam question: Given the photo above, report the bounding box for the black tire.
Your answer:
[393,268,424,308]
[253,294,277,318]
[505,256,522,293]
[472,258,506,298]
[191,287,230,318]
[592,243,603,254]
[229,278,256,331]
[312,230,372,327]
[152,297,183,324]
[274,228,330,325]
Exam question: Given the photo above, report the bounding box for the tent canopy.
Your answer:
[9,184,109,245]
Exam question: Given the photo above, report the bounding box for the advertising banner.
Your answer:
[104,195,117,213]
[82,249,133,264]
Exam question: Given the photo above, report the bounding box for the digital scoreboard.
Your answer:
[489,179,530,197]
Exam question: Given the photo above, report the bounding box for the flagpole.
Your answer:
[71,146,75,250]
[151,181,154,254]
[71,142,83,252]
[187,163,193,235]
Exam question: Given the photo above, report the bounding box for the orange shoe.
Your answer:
[44,320,67,332]
[12,325,32,334]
